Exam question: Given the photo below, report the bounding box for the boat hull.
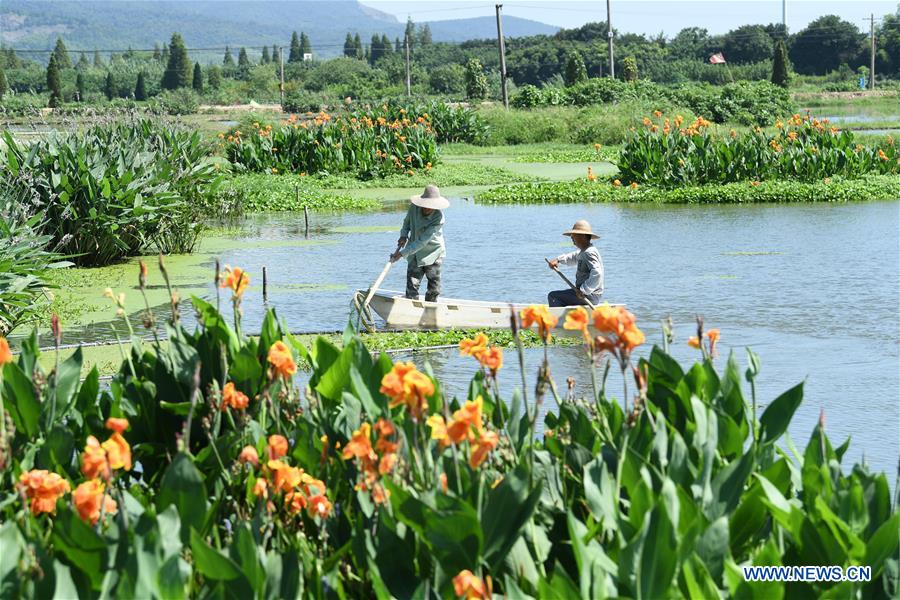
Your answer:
[364,290,616,329]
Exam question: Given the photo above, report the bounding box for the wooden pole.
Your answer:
[262,266,268,303]
[304,205,310,238]
[495,4,509,109]
[405,35,411,96]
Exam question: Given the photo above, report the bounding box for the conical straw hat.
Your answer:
[562,220,600,239]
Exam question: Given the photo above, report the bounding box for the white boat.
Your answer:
[356,289,619,330]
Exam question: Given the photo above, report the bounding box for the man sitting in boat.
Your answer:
[390,184,448,302]
[546,220,604,306]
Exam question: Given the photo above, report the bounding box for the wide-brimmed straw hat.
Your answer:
[410,184,450,210]
[562,220,600,239]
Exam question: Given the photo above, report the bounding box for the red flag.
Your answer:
[709,53,726,64]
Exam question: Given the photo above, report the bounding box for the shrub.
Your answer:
[223,109,439,179]
[0,119,221,265]
[0,272,895,597]
[0,178,69,335]
[465,57,489,100]
[151,88,200,115]
[618,113,898,186]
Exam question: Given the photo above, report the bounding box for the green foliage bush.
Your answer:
[0,119,222,266]
[618,114,898,186]
[150,88,200,115]
[511,78,794,126]
[225,106,440,179]
[0,178,70,335]
[477,175,900,204]
[0,276,895,597]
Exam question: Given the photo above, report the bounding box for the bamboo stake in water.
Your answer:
[262,266,268,304]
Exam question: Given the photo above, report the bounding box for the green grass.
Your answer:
[477,175,900,205]
[221,174,380,212]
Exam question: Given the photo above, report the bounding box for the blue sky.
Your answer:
[361,1,897,35]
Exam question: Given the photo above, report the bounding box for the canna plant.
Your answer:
[0,260,896,598]
[223,109,440,180]
[618,112,899,187]
[0,118,222,266]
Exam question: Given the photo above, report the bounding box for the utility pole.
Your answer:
[606,0,615,78]
[495,4,509,109]
[279,46,285,106]
[869,13,876,90]
[782,0,786,30]
[405,35,411,96]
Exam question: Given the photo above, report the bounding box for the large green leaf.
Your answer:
[3,362,40,437]
[388,481,483,575]
[865,513,900,575]
[156,453,207,543]
[51,508,109,590]
[679,554,721,599]
[482,465,542,570]
[583,456,619,538]
[51,346,83,421]
[190,529,244,581]
[636,501,678,600]
[759,383,803,445]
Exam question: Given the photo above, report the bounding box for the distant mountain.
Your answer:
[0,0,558,59]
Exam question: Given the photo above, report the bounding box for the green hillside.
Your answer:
[0,0,558,58]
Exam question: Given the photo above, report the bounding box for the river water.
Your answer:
[81,198,900,478]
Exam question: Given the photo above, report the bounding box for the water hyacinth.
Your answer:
[0,258,894,598]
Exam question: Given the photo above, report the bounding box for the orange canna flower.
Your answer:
[620,325,645,350]
[707,328,720,356]
[520,305,558,342]
[427,415,449,446]
[239,445,259,467]
[101,433,132,472]
[268,434,289,459]
[270,461,303,493]
[0,337,12,365]
[105,417,129,434]
[267,341,297,379]
[73,479,117,526]
[220,265,249,297]
[252,478,268,499]
[308,494,332,519]
[470,430,499,469]
[478,346,503,375]
[380,362,434,420]
[81,435,111,480]
[18,470,70,516]
[613,179,622,187]
[564,306,590,340]
[440,472,448,493]
[630,182,639,189]
[342,423,375,460]
[587,166,596,181]
[459,333,488,358]
[221,382,249,410]
[453,570,491,600]
[687,336,701,349]
[653,110,662,118]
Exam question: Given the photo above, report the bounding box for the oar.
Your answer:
[545,258,596,310]
[362,242,402,308]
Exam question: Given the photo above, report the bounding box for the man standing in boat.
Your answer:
[546,220,604,306]
[390,184,448,302]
